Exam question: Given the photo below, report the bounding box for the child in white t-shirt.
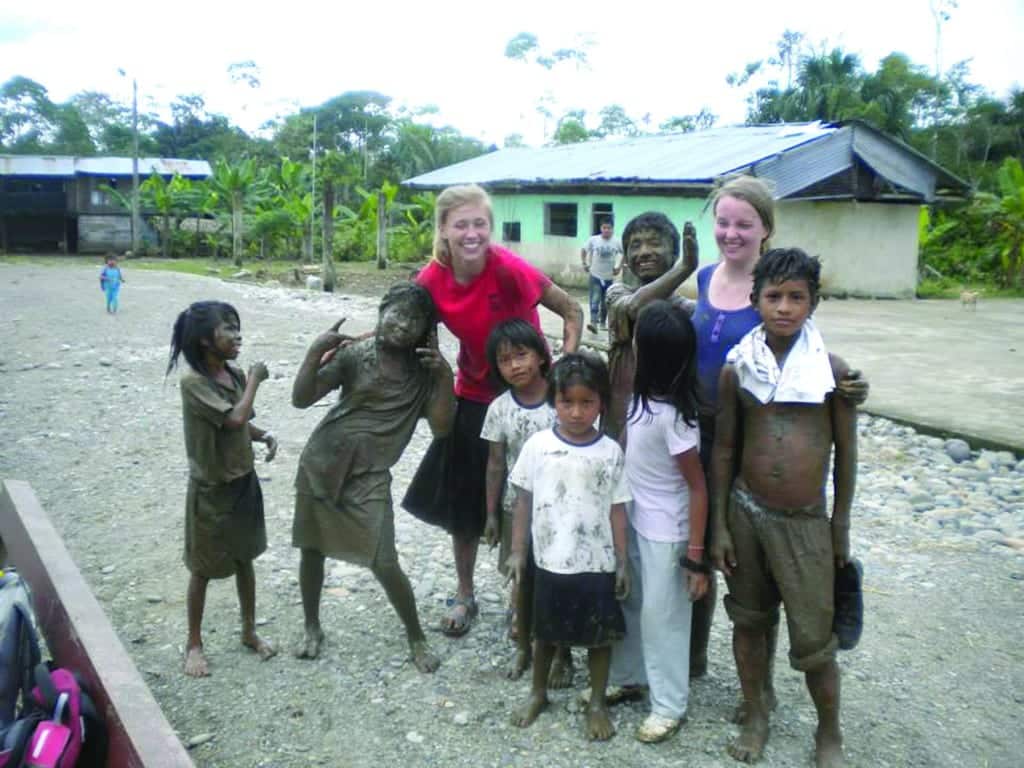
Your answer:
[611,299,709,743]
[480,320,557,680]
[506,353,632,741]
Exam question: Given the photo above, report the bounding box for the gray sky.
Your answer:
[1,0,1020,146]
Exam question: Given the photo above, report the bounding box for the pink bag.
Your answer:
[26,667,83,768]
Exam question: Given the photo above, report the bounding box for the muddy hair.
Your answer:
[378,282,437,349]
[752,247,822,304]
[432,184,494,266]
[485,319,552,390]
[630,300,702,428]
[547,352,611,431]
[621,212,680,270]
[709,175,776,254]
[166,301,240,379]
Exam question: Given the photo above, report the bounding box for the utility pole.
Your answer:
[311,114,317,265]
[131,77,140,256]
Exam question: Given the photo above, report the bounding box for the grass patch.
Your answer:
[916,278,1024,299]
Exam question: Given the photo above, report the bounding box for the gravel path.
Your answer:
[1,263,1022,768]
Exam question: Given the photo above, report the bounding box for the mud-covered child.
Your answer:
[506,353,632,741]
[291,283,455,673]
[167,301,280,678]
[711,248,857,768]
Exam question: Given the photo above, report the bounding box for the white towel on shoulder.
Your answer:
[726,318,835,404]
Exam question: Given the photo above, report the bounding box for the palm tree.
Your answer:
[209,158,259,266]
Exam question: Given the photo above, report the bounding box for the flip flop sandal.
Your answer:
[579,684,647,707]
[440,595,478,637]
[635,713,682,743]
[833,558,864,651]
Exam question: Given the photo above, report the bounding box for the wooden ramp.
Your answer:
[0,480,194,768]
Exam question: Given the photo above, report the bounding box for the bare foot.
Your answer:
[183,645,210,677]
[410,639,440,673]
[548,648,574,689]
[815,726,846,768]
[242,632,277,661]
[506,648,531,680]
[728,710,769,763]
[293,625,325,660]
[510,692,548,728]
[586,702,616,741]
[732,688,778,724]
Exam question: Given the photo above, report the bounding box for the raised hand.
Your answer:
[314,318,354,366]
[416,330,452,376]
[249,361,269,384]
[681,221,699,274]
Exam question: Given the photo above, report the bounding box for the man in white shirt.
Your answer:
[581,218,624,334]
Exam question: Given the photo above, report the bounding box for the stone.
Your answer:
[944,439,971,463]
[405,731,424,744]
[306,276,323,291]
[453,711,470,726]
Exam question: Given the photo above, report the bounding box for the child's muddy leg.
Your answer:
[548,645,575,688]
[585,646,615,741]
[185,572,210,677]
[733,621,780,723]
[507,563,533,679]
[807,660,844,768]
[728,626,770,763]
[511,640,553,728]
[296,548,326,659]
[371,560,440,673]
[236,560,276,661]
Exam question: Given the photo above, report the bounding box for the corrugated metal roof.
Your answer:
[404,122,838,188]
[0,155,211,178]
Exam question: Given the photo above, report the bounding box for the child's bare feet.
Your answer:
[294,625,325,659]
[410,639,440,673]
[183,645,210,677]
[548,648,574,689]
[815,725,845,768]
[728,708,769,763]
[585,702,615,741]
[242,632,277,661]
[732,687,778,724]
[510,692,548,728]
[506,648,531,680]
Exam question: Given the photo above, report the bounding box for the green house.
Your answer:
[404,121,967,298]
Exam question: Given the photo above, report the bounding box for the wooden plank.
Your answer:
[0,480,194,768]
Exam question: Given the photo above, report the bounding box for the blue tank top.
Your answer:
[693,264,762,406]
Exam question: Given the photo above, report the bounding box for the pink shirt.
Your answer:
[417,245,551,403]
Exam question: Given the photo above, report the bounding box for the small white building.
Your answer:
[405,121,968,298]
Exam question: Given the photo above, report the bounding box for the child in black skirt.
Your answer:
[506,353,632,740]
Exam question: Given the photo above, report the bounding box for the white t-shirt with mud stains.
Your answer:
[510,428,632,575]
[480,391,557,513]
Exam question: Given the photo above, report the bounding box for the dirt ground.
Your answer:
[1,261,1022,768]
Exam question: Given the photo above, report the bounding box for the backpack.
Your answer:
[25,665,107,768]
[0,571,41,726]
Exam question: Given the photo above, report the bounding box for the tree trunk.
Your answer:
[161,216,171,259]
[232,194,243,267]
[376,190,387,270]
[322,182,337,292]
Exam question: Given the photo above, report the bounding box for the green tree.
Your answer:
[209,157,261,266]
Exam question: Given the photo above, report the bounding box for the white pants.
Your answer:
[609,523,693,720]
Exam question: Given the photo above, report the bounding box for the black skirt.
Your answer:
[532,568,626,648]
[402,398,489,538]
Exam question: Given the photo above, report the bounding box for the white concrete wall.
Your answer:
[774,201,919,298]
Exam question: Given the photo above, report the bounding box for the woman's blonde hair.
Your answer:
[710,175,776,255]
[433,184,494,265]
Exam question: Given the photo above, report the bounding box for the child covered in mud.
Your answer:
[711,248,857,768]
[291,283,455,673]
[506,353,631,741]
[167,300,280,677]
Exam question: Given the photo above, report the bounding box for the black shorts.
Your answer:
[532,568,625,648]
[402,398,489,538]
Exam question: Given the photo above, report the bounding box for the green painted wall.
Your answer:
[490,192,716,288]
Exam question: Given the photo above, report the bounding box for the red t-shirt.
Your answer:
[417,245,551,404]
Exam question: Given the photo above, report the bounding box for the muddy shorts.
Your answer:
[184,471,267,579]
[723,480,838,671]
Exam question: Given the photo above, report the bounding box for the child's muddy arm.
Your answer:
[830,355,858,568]
[223,363,267,429]
[484,441,507,549]
[293,319,349,408]
[611,502,630,600]
[506,487,532,586]
[420,330,455,436]
[248,424,278,462]
[710,365,740,575]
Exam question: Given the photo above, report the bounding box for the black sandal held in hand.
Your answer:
[834,558,864,650]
